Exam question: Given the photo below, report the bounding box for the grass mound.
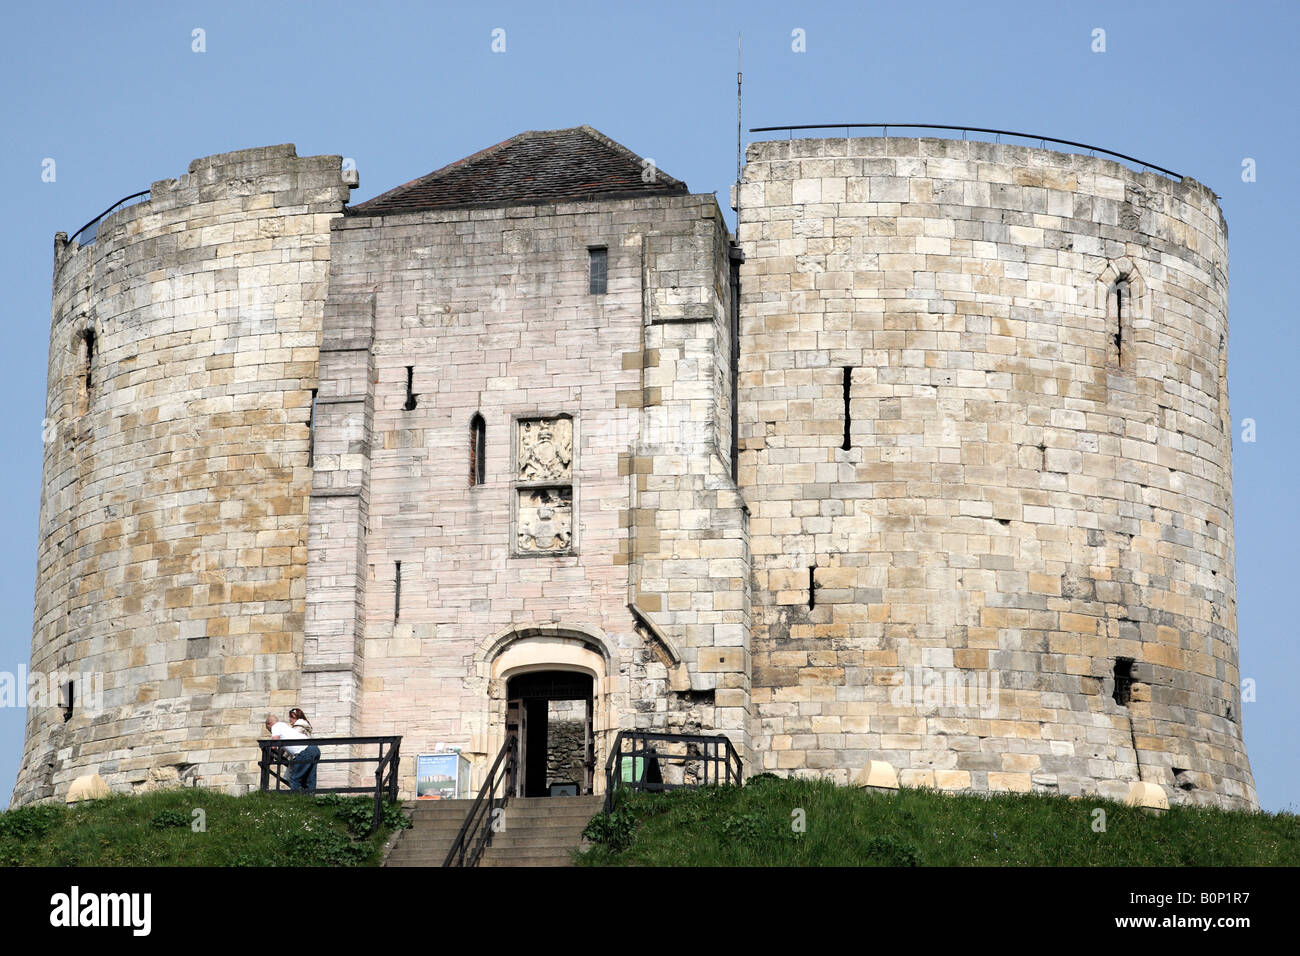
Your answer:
[0,789,410,867]
[578,776,1300,866]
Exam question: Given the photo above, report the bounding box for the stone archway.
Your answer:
[475,624,616,794]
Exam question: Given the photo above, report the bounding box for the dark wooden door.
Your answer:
[523,698,549,797]
[583,696,595,794]
[507,698,525,797]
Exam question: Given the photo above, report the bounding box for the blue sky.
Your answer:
[2,1,1295,810]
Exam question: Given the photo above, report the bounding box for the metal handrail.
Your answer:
[67,189,150,246]
[443,734,518,867]
[257,734,401,833]
[603,730,743,812]
[747,123,1182,179]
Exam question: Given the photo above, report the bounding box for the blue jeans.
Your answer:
[289,744,320,793]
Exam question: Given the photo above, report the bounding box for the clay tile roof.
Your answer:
[348,126,688,215]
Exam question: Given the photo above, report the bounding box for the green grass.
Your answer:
[577,776,1300,866]
[0,790,410,867]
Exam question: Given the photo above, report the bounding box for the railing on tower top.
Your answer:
[603,730,743,813]
[747,124,1182,180]
[257,734,401,834]
[443,733,518,867]
[66,190,151,247]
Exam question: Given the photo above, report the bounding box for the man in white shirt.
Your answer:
[264,714,319,792]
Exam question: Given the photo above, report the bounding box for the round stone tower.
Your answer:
[737,136,1255,809]
[14,146,353,804]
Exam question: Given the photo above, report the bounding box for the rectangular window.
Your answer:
[1113,658,1134,707]
[588,247,607,295]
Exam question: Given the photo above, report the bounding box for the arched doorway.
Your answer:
[506,670,594,797]
[479,625,613,797]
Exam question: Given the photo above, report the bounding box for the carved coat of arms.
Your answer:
[517,418,573,481]
[515,417,574,553]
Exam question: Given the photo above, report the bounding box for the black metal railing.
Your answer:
[603,730,743,812]
[67,189,150,247]
[257,734,401,833]
[443,733,518,867]
[748,124,1182,179]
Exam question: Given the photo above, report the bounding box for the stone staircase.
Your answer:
[384,794,603,867]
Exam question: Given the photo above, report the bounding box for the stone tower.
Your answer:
[15,146,354,803]
[15,129,1255,813]
[737,136,1254,809]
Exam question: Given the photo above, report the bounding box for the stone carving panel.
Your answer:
[516,487,573,553]
[517,417,573,482]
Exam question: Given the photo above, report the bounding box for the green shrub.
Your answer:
[313,794,411,837]
[0,803,66,841]
[282,829,371,866]
[862,835,921,867]
[582,803,638,853]
[720,811,764,841]
[150,809,190,830]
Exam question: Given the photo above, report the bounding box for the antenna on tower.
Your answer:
[736,33,743,195]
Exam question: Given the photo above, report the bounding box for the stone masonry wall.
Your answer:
[14,146,353,804]
[738,137,1255,809]
[305,190,746,797]
[546,700,587,790]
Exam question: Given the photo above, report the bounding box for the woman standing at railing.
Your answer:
[286,708,319,793]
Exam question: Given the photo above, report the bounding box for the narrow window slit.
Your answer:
[808,565,817,609]
[1113,282,1124,363]
[841,366,852,450]
[394,561,402,623]
[82,329,95,392]
[469,413,486,486]
[62,681,74,722]
[307,388,318,467]
[403,366,417,411]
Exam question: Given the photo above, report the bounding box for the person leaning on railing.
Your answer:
[264,712,321,793]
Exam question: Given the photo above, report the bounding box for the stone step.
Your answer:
[497,806,601,815]
[387,843,458,855]
[384,794,603,867]
[393,833,588,855]
[400,819,595,838]
[407,805,601,822]
[484,834,592,850]
[490,814,599,826]
[484,843,587,859]
[410,805,599,820]
[493,822,593,832]
[509,796,603,806]
[481,855,579,867]
[385,845,450,857]
[408,801,600,816]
